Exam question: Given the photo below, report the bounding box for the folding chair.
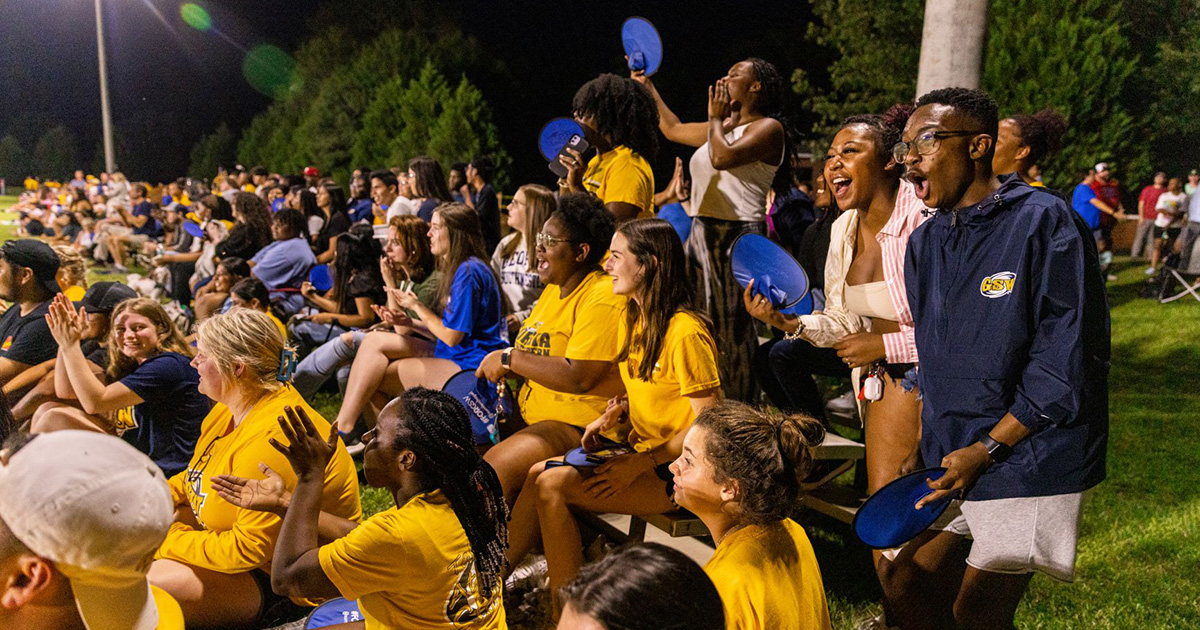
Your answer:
[1156,253,1200,303]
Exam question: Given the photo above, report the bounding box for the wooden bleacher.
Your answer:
[580,430,867,543]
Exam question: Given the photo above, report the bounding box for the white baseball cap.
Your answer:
[1094,162,1110,173]
[0,431,174,630]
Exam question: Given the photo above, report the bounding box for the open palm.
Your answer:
[211,463,290,515]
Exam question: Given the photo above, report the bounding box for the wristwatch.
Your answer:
[978,434,1012,463]
[500,347,513,372]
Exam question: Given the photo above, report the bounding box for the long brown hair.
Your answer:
[107,298,191,379]
[500,184,557,270]
[388,215,435,284]
[433,203,491,311]
[616,219,709,381]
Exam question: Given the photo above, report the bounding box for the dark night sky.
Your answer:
[0,0,825,185]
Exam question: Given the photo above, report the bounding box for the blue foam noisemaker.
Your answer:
[730,233,810,310]
[538,118,585,162]
[182,221,205,239]
[441,370,504,446]
[622,17,663,76]
[308,264,333,293]
[853,467,956,549]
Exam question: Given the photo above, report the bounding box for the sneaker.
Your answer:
[855,614,899,630]
[1107,273,1118,281]
[344,436,365,457]
[825,390,860,428]
[505,554,548,591]
[1145,266,1156,276]
[113,263,128,273]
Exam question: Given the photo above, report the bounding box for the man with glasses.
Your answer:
[886,88,1108,630]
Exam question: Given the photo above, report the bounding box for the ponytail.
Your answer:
[694,401,824,525]
[393,388,509,597]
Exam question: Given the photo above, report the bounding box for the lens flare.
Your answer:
[180,3,211,32]
[242,45,300,98]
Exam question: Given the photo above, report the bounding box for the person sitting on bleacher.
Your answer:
[34,296,208,479]
[291,215,440,401]
[0,240,61,393]
[332,203,505,438]
[669,401,833,630]
[10,281,136,423]
[250,208,317,317]
[506,218,720,592]
[149,308,360,629]
[478,193,624,506]
[291,223,384,355]
[211,387,509,630]
[104,184,162,273]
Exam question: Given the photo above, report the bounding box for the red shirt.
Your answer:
[1138,185,1164,221]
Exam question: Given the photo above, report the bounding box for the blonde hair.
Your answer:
[501,184,557,270]
[51,244,86,290]
[107,298,191,379]
[195,307,287,392]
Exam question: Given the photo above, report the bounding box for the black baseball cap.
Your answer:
[80,281,137,314]
[0,239,61,297]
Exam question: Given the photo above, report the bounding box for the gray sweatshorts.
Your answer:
[942,492,1084,582]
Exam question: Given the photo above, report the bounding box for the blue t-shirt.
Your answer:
[437,257,506,370]
[1071,183,1101,230]
[252,237,317,316]
[131,201,161,237]
[118,352,210,477]
[348,198,374,223]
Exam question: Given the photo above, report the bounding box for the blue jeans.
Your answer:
[293,330,365,399]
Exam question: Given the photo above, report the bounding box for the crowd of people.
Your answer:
[0,56,1115,630]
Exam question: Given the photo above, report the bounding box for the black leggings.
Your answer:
[752,337,851,421]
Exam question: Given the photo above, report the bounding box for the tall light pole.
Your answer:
[94,0,116,173]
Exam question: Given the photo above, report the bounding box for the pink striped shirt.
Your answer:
[798,180,926,363]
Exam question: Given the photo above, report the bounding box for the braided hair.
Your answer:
[745,58,795,196]
[572,74,659,160]
[392,387,509,598]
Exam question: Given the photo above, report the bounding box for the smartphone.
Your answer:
[549,134,591,178]
[584,445,635,464]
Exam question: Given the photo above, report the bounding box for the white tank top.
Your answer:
[688,123,781,222]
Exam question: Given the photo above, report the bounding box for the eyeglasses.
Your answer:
[536,232,574,249]
[891,130,986,164]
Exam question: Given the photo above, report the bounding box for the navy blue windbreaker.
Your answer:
[904,174,1109,500]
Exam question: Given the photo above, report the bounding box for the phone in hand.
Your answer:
[549,134,591,178]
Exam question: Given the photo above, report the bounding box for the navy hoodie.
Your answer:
[904,173,1109,500]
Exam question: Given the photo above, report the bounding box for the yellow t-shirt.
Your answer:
[705,519,833,630]
[515,270,626,427]
[318,490,506,630]
[583,145,655,219]
[268,311,287,338]
[151,585,185,630]
[159,385,361,587]
[618,311,719,452]
[64,285,87,302]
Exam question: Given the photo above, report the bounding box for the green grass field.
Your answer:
[3,193,1196,628]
